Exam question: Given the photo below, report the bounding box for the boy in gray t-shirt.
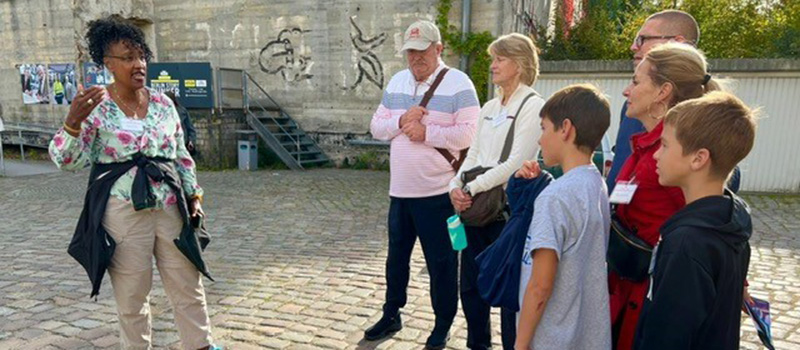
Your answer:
[514,84,612,350]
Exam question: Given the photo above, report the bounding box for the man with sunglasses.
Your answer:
[606,10,699,192]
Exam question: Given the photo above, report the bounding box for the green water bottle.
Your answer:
[447,214,468,251]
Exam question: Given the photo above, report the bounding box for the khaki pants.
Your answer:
[103,198,212,350]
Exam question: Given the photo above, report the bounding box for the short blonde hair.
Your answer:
[644,42,724,107]
[488,33,539,87]
[664,91,758,180]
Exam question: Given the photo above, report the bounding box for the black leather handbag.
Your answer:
[606,213,653,281]
[460,93,537,227]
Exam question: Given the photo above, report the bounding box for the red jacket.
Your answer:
[615,121,685,246]
[609,121,686,350]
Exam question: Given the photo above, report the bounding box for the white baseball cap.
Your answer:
[400,20,441,53]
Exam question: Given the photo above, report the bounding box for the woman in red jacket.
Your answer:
[609,42,724,349]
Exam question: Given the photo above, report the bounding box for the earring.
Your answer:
[646,103,657,120]
[647,101,669,120]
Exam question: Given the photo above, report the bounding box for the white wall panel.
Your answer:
[536,72,800,193]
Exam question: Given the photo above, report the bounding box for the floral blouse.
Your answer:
[49,87,202,209]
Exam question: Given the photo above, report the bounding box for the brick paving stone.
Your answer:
[53,338,93,349]
[76,327,114,341]
[52,325,83,337]
[1,171,798,349]
[71,319,104,329]
[311,336,349,349]
[279,331,315,343]
[17,327,46,340]
[35,320,68,331]
[259,337,292,349]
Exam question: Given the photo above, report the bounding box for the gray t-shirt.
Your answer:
[518,164,612,350]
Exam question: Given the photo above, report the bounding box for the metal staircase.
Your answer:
[240,72,329,170]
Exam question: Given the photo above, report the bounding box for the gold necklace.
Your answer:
[113,84,145,119]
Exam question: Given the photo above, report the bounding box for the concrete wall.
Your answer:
[0,0,156,126]
[0,0,506,167]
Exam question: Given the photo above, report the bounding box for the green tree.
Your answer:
[537,0,800,60]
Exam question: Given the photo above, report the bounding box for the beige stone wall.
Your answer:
[0,1,506,130]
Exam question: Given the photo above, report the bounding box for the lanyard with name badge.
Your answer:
[490,108,509,128]
[609,175,639,204]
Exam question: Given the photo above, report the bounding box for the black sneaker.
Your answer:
[424,326,450,350]
[364,312,403,341]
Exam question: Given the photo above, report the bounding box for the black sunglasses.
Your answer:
[634,35,678,47]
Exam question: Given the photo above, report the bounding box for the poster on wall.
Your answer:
[147,62,214,109]
[48,64,78,105]
[82,62,114,87]
[19,64,49,104]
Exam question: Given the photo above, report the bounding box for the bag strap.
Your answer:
[420,68,449,108]
[436,148,469,172]
[419,68,468,172]
[498,92,538,163]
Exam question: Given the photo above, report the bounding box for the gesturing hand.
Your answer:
[64,84,106,135]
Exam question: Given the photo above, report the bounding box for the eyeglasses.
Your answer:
[633,35,678,48]
[106,55,148,64]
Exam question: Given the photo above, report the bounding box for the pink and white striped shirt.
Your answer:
[370,63,480,198]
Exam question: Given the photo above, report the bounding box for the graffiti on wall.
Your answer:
[342,16,386,90]
[259,28,314,82]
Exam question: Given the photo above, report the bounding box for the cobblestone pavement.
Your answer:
[0,169,797,350]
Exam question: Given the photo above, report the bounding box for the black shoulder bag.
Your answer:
[606,207,654,281]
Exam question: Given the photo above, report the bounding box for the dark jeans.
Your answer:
[461,220,516,350]
[383,193,458,331]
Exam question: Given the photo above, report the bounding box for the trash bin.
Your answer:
[237,131,258,171]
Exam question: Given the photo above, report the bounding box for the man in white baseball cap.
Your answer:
[366,19,481,350]
[399,20,444,84]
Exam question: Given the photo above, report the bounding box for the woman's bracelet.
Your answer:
[63,121,81,134]
[191,194,204,204]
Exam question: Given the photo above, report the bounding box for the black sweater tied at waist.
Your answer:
[68,153,212,298]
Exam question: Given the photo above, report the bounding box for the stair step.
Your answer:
[273,131,306,138]
[299,158,329,165]
[288,150,321,156]
[260,119,295,128]
[257,113,289,120]
[280,139,314,147]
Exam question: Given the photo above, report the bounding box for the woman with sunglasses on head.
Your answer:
[608,42,724,350]
[49,16,221,350]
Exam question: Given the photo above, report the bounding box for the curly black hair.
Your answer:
[86,16,153,66]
